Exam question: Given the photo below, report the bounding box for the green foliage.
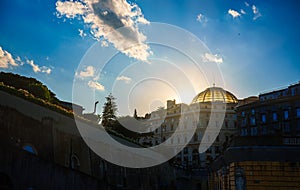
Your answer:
[0,82,73,117]
[101,93,117,128]
[0,72,58,103]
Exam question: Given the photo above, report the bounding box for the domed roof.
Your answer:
[191,87,238,104]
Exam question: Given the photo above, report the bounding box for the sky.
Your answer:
[1,0,300,116]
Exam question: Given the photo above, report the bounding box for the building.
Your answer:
[237,82,300,143]
[143,86,239,170]
[0,89,174,190]
[209,82,300,190]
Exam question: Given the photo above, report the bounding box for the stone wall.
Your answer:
[0,146,107,190]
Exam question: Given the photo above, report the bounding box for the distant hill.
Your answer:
[0,72,59,104]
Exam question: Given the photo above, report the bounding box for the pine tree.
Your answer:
[133,109,138,119]
[101,93,117,128]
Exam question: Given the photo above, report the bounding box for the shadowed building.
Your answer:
[208,82,300,190]
[0,89,174,190]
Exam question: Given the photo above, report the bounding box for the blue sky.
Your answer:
[1,0,300,115]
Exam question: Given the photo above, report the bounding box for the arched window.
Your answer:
[22,144,38,155]
[71,154,80,170]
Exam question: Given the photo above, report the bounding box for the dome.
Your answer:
[191,87,238,104]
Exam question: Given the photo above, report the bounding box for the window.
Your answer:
[198,132,202,141]
[215,146,220,153]
[262,126,267,135]
[71,154,80,170]
[242,118,247,127]
[254,127,258,135]
[193,134,198,142]
[242,111,245,117]
[284,110,289,120]
[241,129,248,136]
[261,114,267,123]
[291,88,296,96]
[250,127,258,136]
[296,108,300,118]
[171,124,174,131]
[251,109,255,115]
[184,147,188,154]
[273,112,278,121]
[225,121,228,128]
[250,116,256,125]
[23,144,38,155]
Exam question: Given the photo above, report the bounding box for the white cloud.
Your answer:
[101,40,109,47]
[245,2,250,7]
[93,75,100,81]
[56,0,151,62]
[252,5,262,20]
[26,59,52,74]
[40,66,52,74]
[202,53,223,64]
[26,59,40,73]
[78,29,87,37]
[196,13,208,25]
[241,9,246,14]
[56,1,87,18]
[76,65,95,78]
[116,75,132,83]
[0,46,51,74]
[228,9,241,18]
[15,56,21,62]
[136,16,150,24]
[88,80,105,91]
[0,46,18,68]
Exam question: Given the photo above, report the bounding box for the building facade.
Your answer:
[237,82,300,144]
[142,86,239,169]
[0,90,174,190]
[209,82,300,190]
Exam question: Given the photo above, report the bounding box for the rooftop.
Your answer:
[191,86,238,104]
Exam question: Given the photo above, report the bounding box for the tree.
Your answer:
[133,109,138,119]
[28,83,52,101]
[101,93,117,128]
[0,72,58,103]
